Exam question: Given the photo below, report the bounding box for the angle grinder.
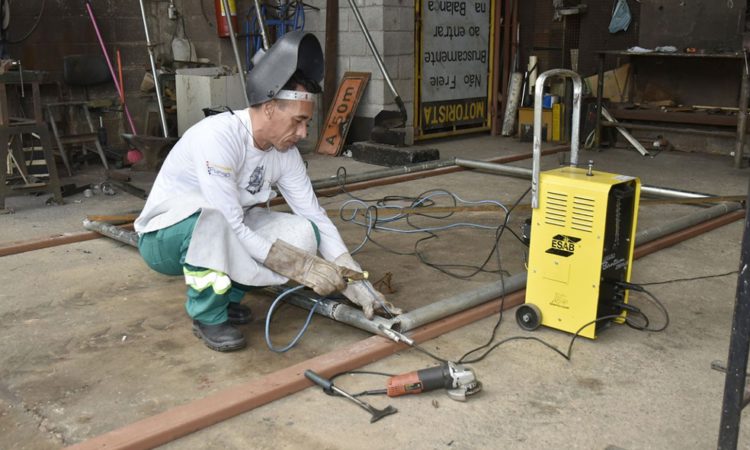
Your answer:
[386,362,482,402]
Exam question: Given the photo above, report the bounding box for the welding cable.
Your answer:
[460,314,625,364]
[340,189,516,278]
[616,282,670,333]
[264,285,319,353]
[415,187,530,279]
[7,0,46,44]
[636,270,738,287]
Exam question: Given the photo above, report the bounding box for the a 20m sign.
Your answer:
[421,98,487,131]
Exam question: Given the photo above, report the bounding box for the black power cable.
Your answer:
[7,0,46,44]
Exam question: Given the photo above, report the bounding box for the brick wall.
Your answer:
[307,0,414,127]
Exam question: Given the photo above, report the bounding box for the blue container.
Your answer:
[542,94,557,109]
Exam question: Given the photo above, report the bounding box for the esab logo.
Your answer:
[546,234,581,257]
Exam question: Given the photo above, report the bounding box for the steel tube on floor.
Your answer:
[266,287,391,335]
[290,202,746,335]
[454,158,715,199]
[82,220,139,247]
[310,158,459,190]
[635,202,743,246]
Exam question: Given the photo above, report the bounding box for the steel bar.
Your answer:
[298,147,570,203]
[454,158,717,200]
[252,0,270,51]
[136,0,168,137]
[0,225,135,257]
[601,121,737,139]
[65,204,745,450]
[600,106,650,156]
[609,108,739,128]
[222,0,251,107]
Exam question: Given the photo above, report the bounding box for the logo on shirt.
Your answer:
[206,161,232,178]
[245,165,266,194]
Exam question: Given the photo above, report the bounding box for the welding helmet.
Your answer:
[246,31,324,106]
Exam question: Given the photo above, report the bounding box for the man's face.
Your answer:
[266,98,314,151]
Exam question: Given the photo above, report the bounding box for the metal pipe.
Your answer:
[454,158,716,200]
[221,0,251,108]
[391,273,527,332]
[252,0,270,51]
[308,146,571,193]
[532,69,582,209]
[345,0,407,124]
[136,0,169,137]
[635,202,743,246]
[266,287,390,335]
[311,158,458,190]
[82,220,139,247]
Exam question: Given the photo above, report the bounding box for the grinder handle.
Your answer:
[304,369,334,394]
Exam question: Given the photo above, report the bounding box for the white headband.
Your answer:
[274,89,316,102]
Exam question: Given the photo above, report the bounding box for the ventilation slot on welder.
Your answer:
[544,191,568,227]
[571,196,595,233]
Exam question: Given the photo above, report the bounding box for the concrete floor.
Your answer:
[1,135,749,449]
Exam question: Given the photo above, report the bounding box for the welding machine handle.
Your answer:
[531,69,583,209]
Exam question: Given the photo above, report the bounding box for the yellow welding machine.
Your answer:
[520,166,641,339]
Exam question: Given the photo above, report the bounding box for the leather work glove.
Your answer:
[335,253,403,320]
[264,240,347,296]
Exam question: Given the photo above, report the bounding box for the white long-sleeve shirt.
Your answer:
[134,109,349,263]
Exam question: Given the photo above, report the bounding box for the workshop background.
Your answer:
[3,0,750,449]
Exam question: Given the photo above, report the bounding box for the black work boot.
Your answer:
[192,320,247,352]
[227,302,253,325]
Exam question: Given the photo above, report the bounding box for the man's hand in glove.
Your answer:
[335,253,403,320]
[264,240,346,296]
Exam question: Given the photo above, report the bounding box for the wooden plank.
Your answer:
[315,72,371,156]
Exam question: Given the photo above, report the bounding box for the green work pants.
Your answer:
[138,213,252,325]
[138,212,320,325]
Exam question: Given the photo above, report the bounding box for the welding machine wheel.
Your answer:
[516,304,542,331]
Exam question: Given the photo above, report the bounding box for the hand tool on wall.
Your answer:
[386,362,482,402]
[304,369,398,423]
